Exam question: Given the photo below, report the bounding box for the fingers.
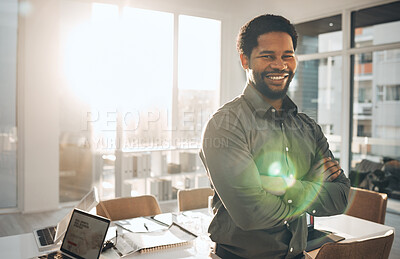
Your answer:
[311,157,334,171]
[324,160,340,172]
[310,157,343,181]
[326,169,343,181]
[321,160,342,181]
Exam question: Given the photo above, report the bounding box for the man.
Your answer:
[200,14,350,258]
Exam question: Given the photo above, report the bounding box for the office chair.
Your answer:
[345,187,388,224]
[96,195,161,221]
[177,187,214,211]
[306,230,394,259]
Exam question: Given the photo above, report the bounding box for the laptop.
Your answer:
[33,187,100,251]
[36,208,110,259]
[305,213,345,252]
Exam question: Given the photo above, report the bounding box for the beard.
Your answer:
[251,70,295,100]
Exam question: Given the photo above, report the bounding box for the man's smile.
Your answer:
[265,73,289,80]
[263,72,290,85]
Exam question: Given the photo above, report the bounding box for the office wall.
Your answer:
[19,0,60,213]
[18,0,393,212]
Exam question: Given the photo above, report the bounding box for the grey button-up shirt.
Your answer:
[200,84,350,258]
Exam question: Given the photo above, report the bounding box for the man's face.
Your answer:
[240,31,297,100]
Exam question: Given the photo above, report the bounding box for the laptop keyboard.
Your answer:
[36,226,57,246]
[38,251,74,259]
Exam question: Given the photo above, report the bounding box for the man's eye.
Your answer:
[261,55,273,59]
[283,55,294,59]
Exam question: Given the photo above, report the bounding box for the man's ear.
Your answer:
[240,53,250,69]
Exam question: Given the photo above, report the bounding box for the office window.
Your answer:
[59,3,221,202]
[295,2,400,177]
[351,2,400,48]
[177,15,221,145]
[289,56,342,157]
[352,48,400,165]
[351,3,400,168]
[0,0,18,209]
[295,14,342,55]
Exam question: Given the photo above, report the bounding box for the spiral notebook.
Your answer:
[112,222,197,257]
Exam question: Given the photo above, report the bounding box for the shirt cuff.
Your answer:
[282,180,305,207]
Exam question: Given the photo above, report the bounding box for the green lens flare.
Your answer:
[259,151,324,215]
[267,161,282,176]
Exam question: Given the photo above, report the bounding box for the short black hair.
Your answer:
[236,14,298,58]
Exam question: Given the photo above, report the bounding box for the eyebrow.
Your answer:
[258,50,295,55]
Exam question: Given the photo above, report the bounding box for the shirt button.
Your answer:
[312,209,316,213]
[288,199,293,204]
[290,247,293,252]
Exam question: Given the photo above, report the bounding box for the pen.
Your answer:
[144,223,149,232]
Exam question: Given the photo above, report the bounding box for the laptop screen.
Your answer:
[54,187,100,243]
[61,209,110,259]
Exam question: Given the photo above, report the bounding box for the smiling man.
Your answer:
[200,14,350,258]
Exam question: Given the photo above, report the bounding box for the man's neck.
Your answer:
[249,83,284,111]
[262,95,283,111]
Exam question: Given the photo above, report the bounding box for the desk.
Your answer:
[0,212,394,259]
[305,214,395,258]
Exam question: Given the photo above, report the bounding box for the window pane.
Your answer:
[177,15,221,146]
[0,0,18,208]
[289,56,342,157]
[351,49,400,169]
[59,3,174,201]
[352,2,400,48]
[120,7,174,147]
[295,15,342,55]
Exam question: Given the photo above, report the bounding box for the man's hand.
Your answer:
[260,176,288,196]
[309,157,343,181]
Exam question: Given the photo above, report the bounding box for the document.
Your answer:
[115,217,169,233]
[112,222,197,257]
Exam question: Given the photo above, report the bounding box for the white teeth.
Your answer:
[268,76,285,80]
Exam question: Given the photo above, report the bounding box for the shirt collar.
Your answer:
[242,84,298,118]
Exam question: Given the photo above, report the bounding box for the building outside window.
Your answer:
[351,2,400,166]
[292,15,343,158]
[294,1,400,196]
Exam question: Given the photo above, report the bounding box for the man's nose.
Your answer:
[270,59,287,70]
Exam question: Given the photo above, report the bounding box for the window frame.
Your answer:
[294,1,400,174]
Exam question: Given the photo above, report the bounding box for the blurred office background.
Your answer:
[0,0,399,214]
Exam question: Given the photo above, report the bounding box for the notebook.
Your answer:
[112,217,197,257]
[33,187,100,252]
[36,208,110,259]
[305,213,345,252]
